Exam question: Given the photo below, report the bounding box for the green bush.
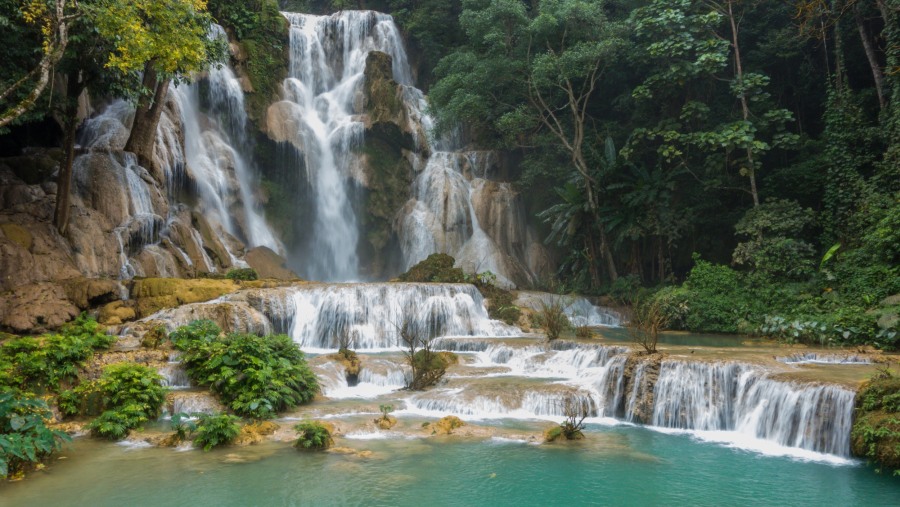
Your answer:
[397,253,465,283]
[0,391,71,479]
[173,321,319,419]
[851,372,900,475]
[170,412,198,442]
[194,413,242,451]
[81,364,167,440]
[732,199,816,279]
[0,314,114,393]
[293,420,332,450]
[534,296,571,341]
[475,279,520,325]
[225,268,259,281]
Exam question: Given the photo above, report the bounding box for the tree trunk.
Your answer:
[855,4,887,109]
[0,0,70,129]
[125,63,169,168]
[54,72,86,235]
[726,0,760,207]
[585,228,602,290]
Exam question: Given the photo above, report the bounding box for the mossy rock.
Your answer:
[364,51,404,124]
[235,421,281,446]
[543,425,564,443]
[374,415,397,430]
[140,325,168,348]
[432,415,465,435]
[851,375,900,473]
[129,278,238,317]
[398,254,465,283]
[99,301,137,326]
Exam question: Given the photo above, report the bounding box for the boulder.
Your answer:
[245,246,298,280]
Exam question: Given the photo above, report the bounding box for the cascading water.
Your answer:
[280,11,414,281]
[168,30,281,254]
[649,360,854,455]
[284,283,517,350]
[203,25,281,252]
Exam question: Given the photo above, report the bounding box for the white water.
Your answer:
[515,291,622,327]
[280,11,414,280]
[776,352,872,365]
[203,25,281,252]
[397,338,856,460]
[283,283,517,350]
[649,360,854,456]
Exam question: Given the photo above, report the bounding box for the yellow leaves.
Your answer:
[89,0,211,74]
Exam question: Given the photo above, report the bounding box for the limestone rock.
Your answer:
[62,277,123,309]
[0,282,79,333]
[245,246,298,280]
[99,301,137,326]
[374,415,397,430]
[128,278,238,318]
[363,51,406,126]
[431,415,465,435]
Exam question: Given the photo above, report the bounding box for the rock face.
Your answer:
[245,246,298,280]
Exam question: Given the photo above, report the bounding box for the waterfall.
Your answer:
[285,283,517,350]
[280,11,414,281]
[204,25,281,252]
[647,360,854,456]
[398,151,532,289]
[776,352,872,364]
[515,291,622,327]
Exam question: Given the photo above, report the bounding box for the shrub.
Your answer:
[82,363,167,439]
[194,413,242,451]
[851,371,900,475]
[575,326,593,339]
[0,313,114,393]
[0,391,71,479]
[397,253,465,283]
[536,296,571,341]
[629,299,668,354]
[732,199,816,279]
[545,396,588,442]
[399,319,457,390]
[475,280,521,325]
[170,412,198,442]
[294,420,333,450]
[226,268,259,281]
[173,321,319,419]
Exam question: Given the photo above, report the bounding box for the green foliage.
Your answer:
[193,413,241,451]
[398,253,466,283]
[0,391,71,479]
[474,279,520,325]
[293,420,332,450]
[225,268,259,281]
[170,412,198,442]
[535,296,571,341]
[0,314,114,393]
[84,0,214,74]
[173,321,318,419]
[851,373,900,475]
[379,404,394,420]
[81,363,167,439]
[676,256,756,334]
[399,320,456,390]
[208,0,288,122]
[732,199,816,279]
